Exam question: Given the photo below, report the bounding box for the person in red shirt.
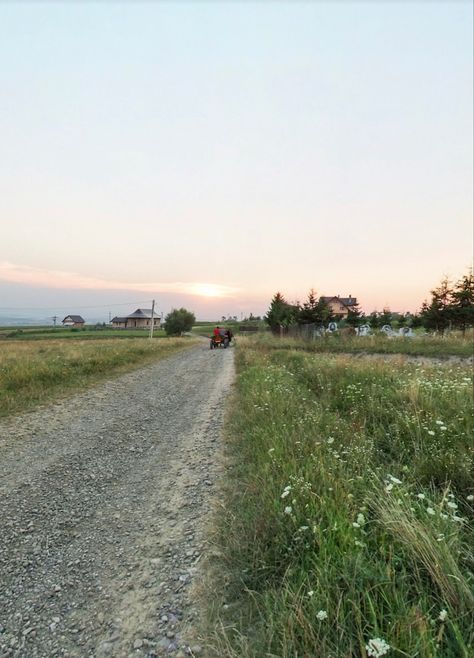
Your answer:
[213,326,221,337]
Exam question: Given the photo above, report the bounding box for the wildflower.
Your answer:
[316,610,328,621]
[355,540,366,547]
[426,508,436,516]
[388,475,402,484]
[357,513,365,525]
[281,490,290,499]
[366,638,391,657]
[327,437,335,444]
[352,522,360,528]
[447,502,458,509]
[440,426,447,431]
[440,513,448,520]
[417,493,426,500]
[427,430,435,436]
[438,609,448,622]
[435,420,444,425]
[467,495,474,502]
[284,506,292,515]
[308,590,314,597]
[385,483,394,493]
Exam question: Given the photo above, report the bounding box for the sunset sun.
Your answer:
[192,283,223,298]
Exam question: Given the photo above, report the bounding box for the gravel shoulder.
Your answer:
[0,342,234,658]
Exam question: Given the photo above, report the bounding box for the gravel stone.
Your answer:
[0,343,233,657]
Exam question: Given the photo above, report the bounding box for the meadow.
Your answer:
[211,335,473,657]
[252,331,474,359]
[0,335,196,417]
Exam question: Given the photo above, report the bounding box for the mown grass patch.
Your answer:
[210,338,473,657]
[0,337,197,417]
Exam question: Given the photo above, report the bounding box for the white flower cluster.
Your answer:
[365,637,391,657]
[281,485,292,499]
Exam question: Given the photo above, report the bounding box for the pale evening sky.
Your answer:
[0,1,472,321]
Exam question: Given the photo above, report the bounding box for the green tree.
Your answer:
[451,270,474,335]
[379,307,393,327]
[420,276,453,334]
[164,308,196,336]
[297,289,330,325]
[265,292,298,331]
[346,301,363,328]
[369,311,380,329]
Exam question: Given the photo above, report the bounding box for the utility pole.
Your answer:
[52,315,58,328]
[149,299,155,339]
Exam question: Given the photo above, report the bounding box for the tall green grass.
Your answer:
[211,338,473,657]
[252,331,474,358]
[0,337,196,417]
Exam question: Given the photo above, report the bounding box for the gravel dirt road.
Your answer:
[0,342,234,658]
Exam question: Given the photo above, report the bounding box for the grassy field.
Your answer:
[0,326,167,340]
[210,336,473,657]
[0,336,197,417]
[254,331,474,359]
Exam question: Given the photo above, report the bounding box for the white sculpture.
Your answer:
[357,324,371,336]
[381,324,396,337]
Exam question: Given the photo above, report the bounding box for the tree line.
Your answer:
[265,270,474,335]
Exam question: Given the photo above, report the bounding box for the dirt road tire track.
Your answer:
[0,343,234,658]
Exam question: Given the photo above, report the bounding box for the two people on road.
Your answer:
[210,326,233,349]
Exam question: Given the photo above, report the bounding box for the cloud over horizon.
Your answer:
[0,261,241,299]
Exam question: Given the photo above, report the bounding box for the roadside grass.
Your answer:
[0,326,167,340]
[253,331,474,359]
[210,337,473,657]
[0,336,197,417]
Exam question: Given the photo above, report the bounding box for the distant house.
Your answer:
[320,295,358,319]
[111,308,161,329]
[110,316,128,329]
[62,315,85,327]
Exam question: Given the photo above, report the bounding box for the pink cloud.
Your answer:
[0,261,241,299]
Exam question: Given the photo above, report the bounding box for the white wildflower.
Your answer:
[316,610,328,621]
[284,506,292,515]
[426,507,436,516]
[440,426,447,431]
[447,502,458,509]
[427,430,435,436]
[352,522,360,528]
[385,483,394,493]
[281,490,290,499]
[308,590,314,597]
[366,637,391,657]
[327,437,335,444]
[438,609,448,622]
[388,475,402,484]
[417,493,426,500]
[357,513,365,525]
[435,420,444,425]
[467,495,474,501]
